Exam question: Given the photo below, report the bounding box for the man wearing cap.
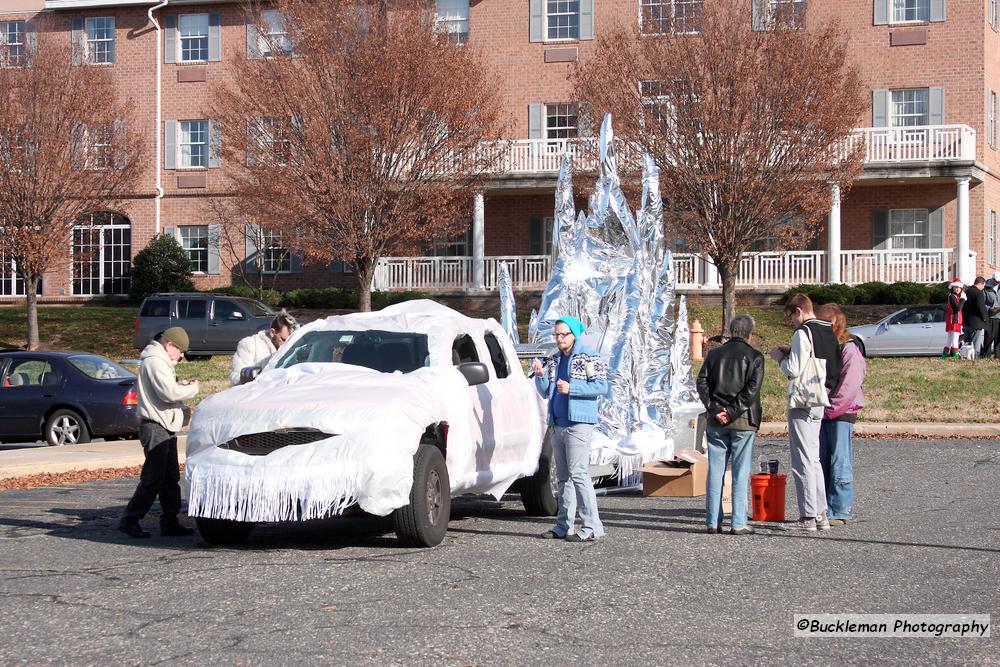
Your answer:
[119,326,200,538]
[530,317,608,542]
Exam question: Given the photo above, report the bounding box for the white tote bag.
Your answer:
[787,326,830,408]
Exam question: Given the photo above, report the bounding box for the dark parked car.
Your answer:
[0,352,140,446]
[132,292,275,359]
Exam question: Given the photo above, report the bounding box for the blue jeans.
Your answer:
[819,420,855,520]
[705,425,756,530]
[551,423,604,539]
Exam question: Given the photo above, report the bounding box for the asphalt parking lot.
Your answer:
[0,437,998,666]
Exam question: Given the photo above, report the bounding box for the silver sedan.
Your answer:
[848,305,946,357]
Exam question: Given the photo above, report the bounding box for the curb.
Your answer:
[0,436,187,481]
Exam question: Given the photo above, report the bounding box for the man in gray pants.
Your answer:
[771,294,841,532]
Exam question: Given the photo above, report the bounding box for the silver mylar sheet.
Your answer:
[525,113,696,481]
[498,261,519,344]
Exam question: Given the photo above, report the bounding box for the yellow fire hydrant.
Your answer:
[690,319,704,361]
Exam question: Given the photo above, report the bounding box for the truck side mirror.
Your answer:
[458,362,489,386]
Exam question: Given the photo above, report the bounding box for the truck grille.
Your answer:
[219,428,334,456]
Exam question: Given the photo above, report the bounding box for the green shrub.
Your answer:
[928,282,950,304]
[283,287,357,309]
[886,281,930,305]
[781,283,854,305]
[129,234,194,301]
[207,285,283,308]
[371,290,432,310]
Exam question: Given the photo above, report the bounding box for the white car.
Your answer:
[848,305,946,357]
[185,300,554,547]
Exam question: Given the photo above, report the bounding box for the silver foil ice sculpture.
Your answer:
[525,113,701,479]
[498,261,519,345]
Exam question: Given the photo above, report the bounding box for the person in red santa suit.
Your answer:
[943,279,966,359]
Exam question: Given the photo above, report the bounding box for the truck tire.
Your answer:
[393,444,450,547]
[196,517,254,545]
[520,428,558,516]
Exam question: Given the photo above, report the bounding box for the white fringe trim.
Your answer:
[187,461,365,522]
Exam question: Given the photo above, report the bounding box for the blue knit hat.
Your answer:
[556,316,586,338]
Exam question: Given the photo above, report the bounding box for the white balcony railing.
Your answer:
[373,248,960,292]
[487,125,975,175]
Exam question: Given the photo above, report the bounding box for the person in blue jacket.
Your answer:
[530,316,608,542]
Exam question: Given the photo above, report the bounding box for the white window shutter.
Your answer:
[208,120,222,168]
[752,0,768,31]
[928,208,943,248]
[579,0,594,40]
[207,224,221,275]
[873,0,888,26]
[163,226,177,240]
[247,22,261,59]
[528,0,543,42]
[872,89,888,127]
[872,209,889,250]
[25,21,36,57]
[929,87,944,126]
[71,16,84,65]
[164,15,176,64]
[528,104,544,139]
[208,13,222,61]
[163,120,177,170]
[245,225,260,274]
[929,0,946,22]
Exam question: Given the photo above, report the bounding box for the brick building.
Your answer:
[1,0,997,300]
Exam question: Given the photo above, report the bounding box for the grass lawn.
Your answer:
[2,302,998,423]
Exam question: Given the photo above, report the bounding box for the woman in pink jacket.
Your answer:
[815,303,865,525]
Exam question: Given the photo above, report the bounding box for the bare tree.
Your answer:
[0,24,144,349]
[213,0,505,310]
[204,197,292,298]
[575,0,866,331]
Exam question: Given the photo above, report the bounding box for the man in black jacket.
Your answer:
[697,314,764,535]
[963,276,989,358]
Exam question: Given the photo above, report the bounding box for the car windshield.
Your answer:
[238,299,275,317]
[274,330,430,373]
[67,354,135,379]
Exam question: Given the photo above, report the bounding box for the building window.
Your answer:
[180,226,209,273]
[261,230,291,273]
[640,0,702,35]
[85,125,114,170]
[990,210,998,265]
[770,0,806,26]
[72,212,131,296]
[545,103,578,140]
[179,120,208,168]
[890,88,929,127]
[529,216,556,255]
[260,10,292,56]
[426,230,471,256]
[887,209,929,249]
[0,21,25,67]
[86,17,115,64]
[250,117,295,166]
[891,0,928,23]
[546,0,579,40]
[0,250,40,296]
[435,0,469,44]
[179,14,209,62]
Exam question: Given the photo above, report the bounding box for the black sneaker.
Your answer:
[118,521,150,538]
[539,529,564,539]
[705,525,723,534]
[160,522,195,537]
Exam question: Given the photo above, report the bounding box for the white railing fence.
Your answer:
[374,248,961,292]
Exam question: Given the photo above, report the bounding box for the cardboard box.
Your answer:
[639,449,707,497]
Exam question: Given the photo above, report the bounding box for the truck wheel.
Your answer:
[520,428,558,516]
[195,517,254,545]
[394,444,450,547]
[44,409,91,446]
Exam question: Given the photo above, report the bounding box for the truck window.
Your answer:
[140,299,170,317]
[178,299,207,320]
[452,334,480,365]
[483,332,510,379]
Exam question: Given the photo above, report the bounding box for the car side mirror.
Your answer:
[458,362,489,386]
[231,311,245,320]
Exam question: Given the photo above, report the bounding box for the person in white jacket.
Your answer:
[119,326,200,538]
[229,310,298,386]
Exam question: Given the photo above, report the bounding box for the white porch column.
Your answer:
[956,176,971,283]
[703,254,720,289]
[472,192,485,290]
[827,183,842,284]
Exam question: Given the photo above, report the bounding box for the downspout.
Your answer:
[148,0,169,234]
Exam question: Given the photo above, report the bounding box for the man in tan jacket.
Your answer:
[119,327,200,538]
